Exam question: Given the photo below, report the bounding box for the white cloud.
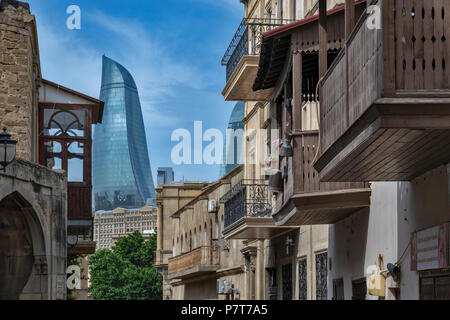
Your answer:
[37,21,101,98]
[90,12,206,93]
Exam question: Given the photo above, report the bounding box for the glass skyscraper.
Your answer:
[93,55,156,211]
[219,102,245,178]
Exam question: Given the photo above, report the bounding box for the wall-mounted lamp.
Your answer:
[286,235,294,255]
[67,235,78,247]
[279,139,293,158]
[386,263,401,282]
[0,127,17,172]
[284,98,292,109]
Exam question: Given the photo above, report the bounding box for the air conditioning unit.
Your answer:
[208,200,219,213]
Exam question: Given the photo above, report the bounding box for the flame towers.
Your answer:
[93,56,156,211]
[219,102,245,178]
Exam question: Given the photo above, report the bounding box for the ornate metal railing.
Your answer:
[220,179,271,229]
[221,18,294,81]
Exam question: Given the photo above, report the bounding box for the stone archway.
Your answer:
[0,191,47,300]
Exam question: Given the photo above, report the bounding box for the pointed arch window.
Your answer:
[39,107,90,183]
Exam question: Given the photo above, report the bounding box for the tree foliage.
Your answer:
[88,231,162,300]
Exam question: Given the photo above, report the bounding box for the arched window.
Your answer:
[204,223,207,246]
[193,228,197,248]
[180,235,184,254]
[41,108,88,182]
[189,231,192,251]
[199,226,202,246]
[172,239,175,257]
[210,219,213,242]
[215,215,219,239]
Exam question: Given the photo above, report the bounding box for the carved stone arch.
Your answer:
[0,190,49,300]
[0,185,50,257]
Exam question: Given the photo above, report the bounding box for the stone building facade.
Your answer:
[0,0,40,162]
[0,159,67,299]
[93,206,158,250]
[154,180,211,299]
[1,0,102,300]
[217,0,348,301]
[0,0,69,300]
[164,167,247,300]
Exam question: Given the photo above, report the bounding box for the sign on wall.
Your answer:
[411,223,449,271]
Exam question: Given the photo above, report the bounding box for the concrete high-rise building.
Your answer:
[93,206,158,250]
[93,56,156,211]
[219,102,245,178]
[157,167,175,185]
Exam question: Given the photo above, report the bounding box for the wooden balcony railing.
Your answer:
[168,244,220,276]
[314,0,450,181]
[318,0,384,157]
[296,132,368,192]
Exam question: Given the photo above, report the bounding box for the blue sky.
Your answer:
[29,0,244,182]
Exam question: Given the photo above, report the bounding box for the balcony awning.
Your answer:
[253,0,367,92]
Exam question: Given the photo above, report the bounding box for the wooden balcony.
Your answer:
[220,180,294,239]
[167,245,220,280]
[68,184,92,220]
[67,184,94,254]
[273,132,371,226]
[314,0,450,182]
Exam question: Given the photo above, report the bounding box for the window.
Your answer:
[333,278,344,300]
[40,108,88,183]
[282,264,292,300]
[315,252,328,300]
[298,258,307,300]
[267,268,278,300]
[279,0,284,20]
[215,216,219,239]
[352,278,367,300]
[293,0,298,20]
[420,271,450,300]
[193,229,197,248]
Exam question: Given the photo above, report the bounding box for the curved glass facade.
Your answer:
[93,56,156,211]
[219,102,245,178]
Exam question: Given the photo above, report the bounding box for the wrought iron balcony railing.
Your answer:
[221,18,294,81]
[220,179,271,229]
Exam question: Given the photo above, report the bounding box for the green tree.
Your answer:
[88,231,162,300]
